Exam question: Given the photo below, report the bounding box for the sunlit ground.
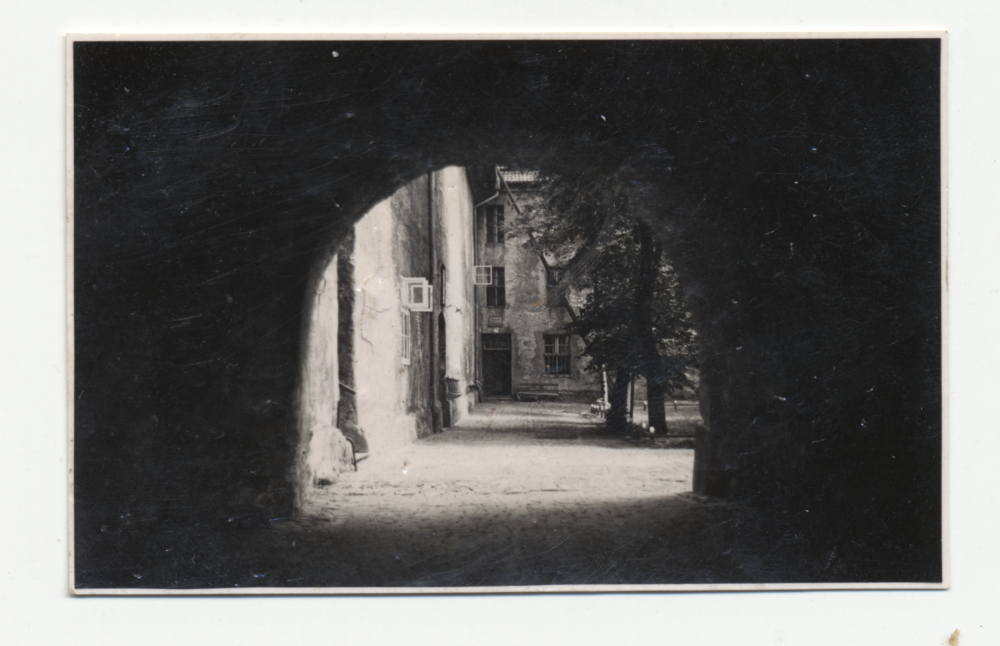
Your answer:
[263,403,813,588]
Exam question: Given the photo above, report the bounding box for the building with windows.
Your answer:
[299,166,479,484]
[472,168,600,401]
[298,164,601,486]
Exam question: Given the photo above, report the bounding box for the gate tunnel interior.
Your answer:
[72,39,942,587]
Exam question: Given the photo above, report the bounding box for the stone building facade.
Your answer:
[473,169,601,402]
[299,167,478,486]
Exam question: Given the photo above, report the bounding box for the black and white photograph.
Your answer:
[69,35,944,592]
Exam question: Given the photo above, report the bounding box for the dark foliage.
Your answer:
[514,168,700,433]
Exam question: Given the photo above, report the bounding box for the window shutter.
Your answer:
[400,310,411,365]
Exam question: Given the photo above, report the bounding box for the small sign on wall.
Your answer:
[488,316,504,327]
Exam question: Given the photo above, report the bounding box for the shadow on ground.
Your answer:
[74,402,925,589]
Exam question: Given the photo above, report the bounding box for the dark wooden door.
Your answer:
[481,333,511,396]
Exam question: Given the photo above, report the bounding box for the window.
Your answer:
[409,282,433,312]
[498,168,542,185]
[402,277,432,311]
[485,205,504,244]
[400,310,411,365]
[439,265,446,308]
[544,334,571,375]
[474,265,493,285]
[486,267,505,307]
[410,282,426,307]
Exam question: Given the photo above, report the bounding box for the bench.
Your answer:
[516,382,561,402]
[590,398,609,417]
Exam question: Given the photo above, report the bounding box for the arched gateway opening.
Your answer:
[72,39,942,588]
[295,165,707,535]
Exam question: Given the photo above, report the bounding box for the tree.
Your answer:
[512,166,699,435]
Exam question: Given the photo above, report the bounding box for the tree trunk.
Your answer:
[646,364,668,434]
[607,368,632,435]
[634,220,668,433]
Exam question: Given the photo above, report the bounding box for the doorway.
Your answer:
[481,333,512,397]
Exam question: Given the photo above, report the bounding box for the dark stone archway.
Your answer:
[72,38,941,587]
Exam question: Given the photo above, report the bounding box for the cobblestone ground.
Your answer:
[75,402,884,589]
[302,401,698,540]
[260,401,813,588]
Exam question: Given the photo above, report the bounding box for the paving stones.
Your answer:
[281,402,744,586]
